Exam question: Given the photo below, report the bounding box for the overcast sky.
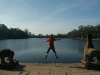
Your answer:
[0,0,100,35]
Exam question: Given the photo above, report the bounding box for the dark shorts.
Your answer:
[47,45,56,53]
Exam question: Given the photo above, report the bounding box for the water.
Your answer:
[0,38,100,63]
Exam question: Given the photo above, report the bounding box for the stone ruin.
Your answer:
[81,33,100,69]
[0,49,18,69]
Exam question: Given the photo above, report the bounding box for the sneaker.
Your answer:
[44,57,47,59]
[44,56,47,59]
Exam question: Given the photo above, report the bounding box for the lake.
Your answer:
[0,38,100,63]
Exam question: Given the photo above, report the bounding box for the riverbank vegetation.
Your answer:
[0,24,67,39]
[67,24,100,39]
[0,24,29,39]
[0,24,100,39]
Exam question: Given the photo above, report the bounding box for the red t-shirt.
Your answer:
[46,38,56,46]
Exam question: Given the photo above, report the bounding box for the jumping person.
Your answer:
[44,35,61,59]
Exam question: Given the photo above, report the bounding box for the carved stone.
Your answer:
[0,49,18,69]
[81,33,100,69]
[0,49,14,64]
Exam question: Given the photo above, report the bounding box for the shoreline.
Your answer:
[92,39,100,41]
[75,38,100,41]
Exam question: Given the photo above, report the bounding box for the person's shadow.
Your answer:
[0,64,26,71]
[12,64,26,71]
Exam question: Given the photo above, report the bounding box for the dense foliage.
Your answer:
[0,24,29,39]
[67,24,100,39]
[1,24,100,39]
[30,33,67,38]
[0,24,67,39]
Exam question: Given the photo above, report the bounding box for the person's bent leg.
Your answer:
[52,46,58,59]
[54,51,58,59]
[44,47,50,59]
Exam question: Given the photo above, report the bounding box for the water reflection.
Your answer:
[0,38,100,63]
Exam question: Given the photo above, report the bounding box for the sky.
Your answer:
[0,0,100,35]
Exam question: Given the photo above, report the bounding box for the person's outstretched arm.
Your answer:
[45,40,48,42]
[43,40,48,42]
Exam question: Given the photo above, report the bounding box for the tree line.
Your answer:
[0,24,67,39]
[1,24,100,39]
[30,33,67,38]
[67,24,100,39]
[0,24,29,39]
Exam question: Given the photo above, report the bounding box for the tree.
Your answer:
[67,24,100,39]
[0,24,9,39]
